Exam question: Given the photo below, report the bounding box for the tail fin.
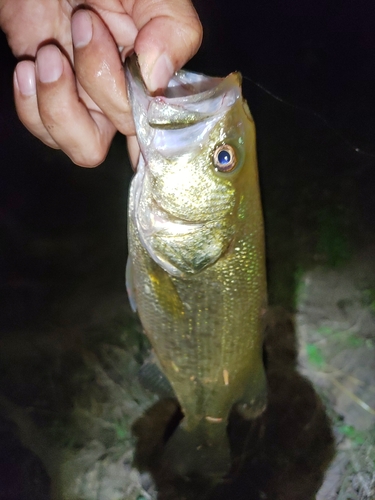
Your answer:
[161,419,231,483]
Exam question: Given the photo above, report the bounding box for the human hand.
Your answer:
[0,0,202,166]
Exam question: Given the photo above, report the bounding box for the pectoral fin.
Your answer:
[138,357,175,398]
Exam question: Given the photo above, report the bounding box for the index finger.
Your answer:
[130,0,203,92]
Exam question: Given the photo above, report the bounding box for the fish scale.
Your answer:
[126,55,267,480]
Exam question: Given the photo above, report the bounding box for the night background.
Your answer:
[0,1,374,499]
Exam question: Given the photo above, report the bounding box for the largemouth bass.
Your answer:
[126,55,267,479]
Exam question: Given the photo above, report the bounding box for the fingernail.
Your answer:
[139,52,174,92]
[72,10,93,48]
[36,45,63,83]
[15,61,36,96]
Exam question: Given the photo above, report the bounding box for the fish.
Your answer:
[125,55,267,480]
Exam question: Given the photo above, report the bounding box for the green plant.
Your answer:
[306,344,324,367]
[337,424,366,446]
[114,419,129,441]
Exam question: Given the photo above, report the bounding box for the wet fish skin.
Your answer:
[126,55,267,478]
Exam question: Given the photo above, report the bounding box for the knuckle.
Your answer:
[71,143,108,168]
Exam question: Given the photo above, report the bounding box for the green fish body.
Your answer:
[126,56,267,479]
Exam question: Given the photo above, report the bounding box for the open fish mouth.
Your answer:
[125,54,243,156]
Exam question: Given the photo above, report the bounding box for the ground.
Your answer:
[297,246,375,500]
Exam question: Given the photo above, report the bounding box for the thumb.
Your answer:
[132,0,203,92]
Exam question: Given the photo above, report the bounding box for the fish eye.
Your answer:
[213,144,237,172]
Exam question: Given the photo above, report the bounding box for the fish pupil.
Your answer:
[213,144,236,172]
[218,150,231,164]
